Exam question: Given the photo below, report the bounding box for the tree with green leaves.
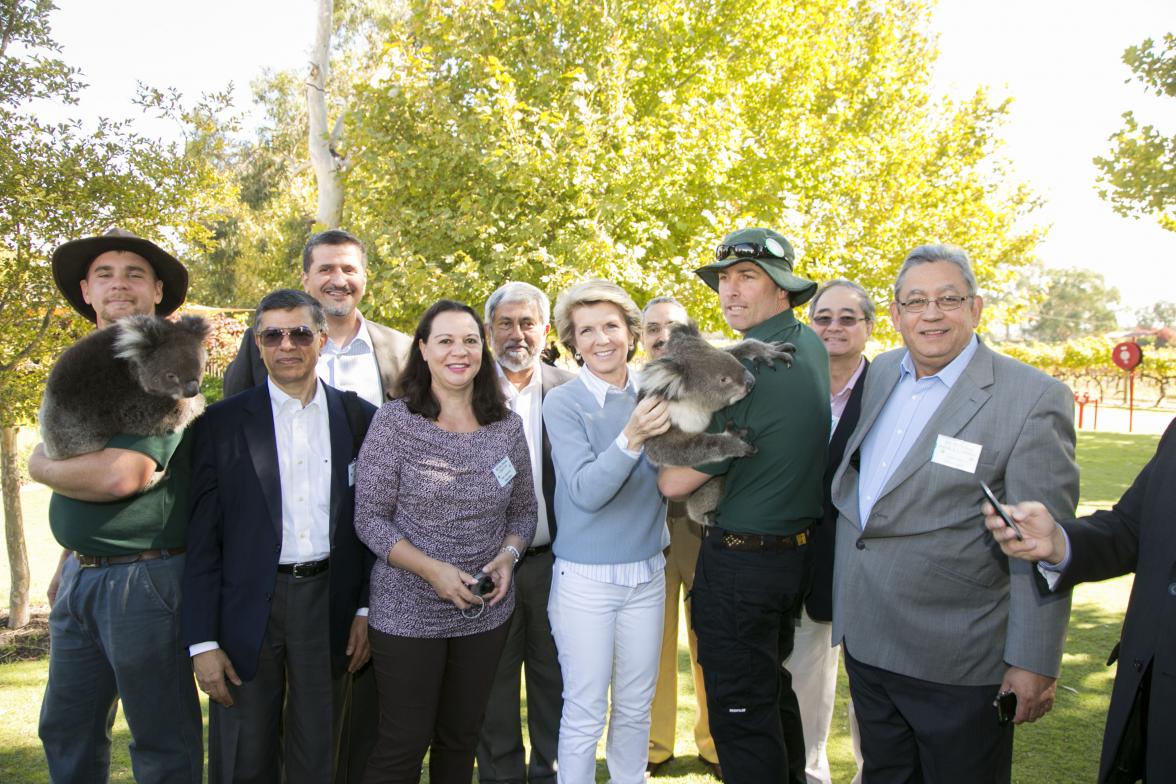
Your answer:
[340,0,1041,335]
[1135,300,1176,329]
[1029,268,1121,343]
[1095,33,1176,232]
[0,0,224,627]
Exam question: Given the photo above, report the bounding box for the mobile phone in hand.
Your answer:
[980,481,1023,541]
[995,690,1017,726]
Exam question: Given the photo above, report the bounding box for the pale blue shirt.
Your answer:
[857,335,979,528]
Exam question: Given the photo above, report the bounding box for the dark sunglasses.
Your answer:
[811,315,868,327]
[714,241,787,262]
[258,326,319,348]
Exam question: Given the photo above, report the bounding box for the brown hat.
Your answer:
[51,228,188,322]
[695,227,817,307]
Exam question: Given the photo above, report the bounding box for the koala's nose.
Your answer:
[183,380,200,398]
[743,370,755,392]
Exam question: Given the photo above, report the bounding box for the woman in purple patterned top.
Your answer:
[354,300,537,784]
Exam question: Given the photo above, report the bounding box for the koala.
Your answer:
[639,322,795,523]
[38,314,211,460]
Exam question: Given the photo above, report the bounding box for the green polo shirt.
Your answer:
[698,309,830,535]
[49,430,192,556]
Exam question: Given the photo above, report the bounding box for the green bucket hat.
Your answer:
[51,227,188,323]
[695,227,817,307]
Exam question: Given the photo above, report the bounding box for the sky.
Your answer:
[44,0,1176,316]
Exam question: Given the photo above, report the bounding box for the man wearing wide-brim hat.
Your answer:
[29,228,204,783]
[659,227,830,784]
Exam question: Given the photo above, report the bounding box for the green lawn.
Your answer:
[0,429,1164,782]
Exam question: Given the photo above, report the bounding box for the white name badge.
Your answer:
[348,460,357,487]
[493,457,517,487]
[931,434,982,474]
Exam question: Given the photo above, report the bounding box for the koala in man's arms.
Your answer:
[39,314,210,460]
[640,322,794,523]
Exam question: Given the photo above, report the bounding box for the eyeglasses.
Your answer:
[811,315,868,327]
[258,326,319,347]
[896,295,971,313]
[714,240,788,262]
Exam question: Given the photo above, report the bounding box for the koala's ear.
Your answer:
[641,357,686,400]
[112,315,163,362]
[669,321,701,339]
[176,315,212,341]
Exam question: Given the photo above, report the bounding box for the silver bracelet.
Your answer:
[499,544,521,565]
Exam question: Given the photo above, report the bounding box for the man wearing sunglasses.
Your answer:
[659,228,830,784]
[184,289,377,782]
[829,245,1078,783]
[222,229,409,779]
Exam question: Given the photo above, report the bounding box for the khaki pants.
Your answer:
[648,510,717,766]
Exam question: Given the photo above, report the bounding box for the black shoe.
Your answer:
[646,756,674,777]
[699,756,722,780]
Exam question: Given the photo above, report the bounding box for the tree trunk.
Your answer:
[308,0,343,229]
[2,426,30,629]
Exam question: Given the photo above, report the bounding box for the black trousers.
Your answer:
[363,622,511,784]
[209,570,345,784]
[475,549,562,783]
[844,648,1013,784]
[690,534,809,784]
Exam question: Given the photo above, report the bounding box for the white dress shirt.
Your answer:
[317,312,383,406]
[498,362,552,547]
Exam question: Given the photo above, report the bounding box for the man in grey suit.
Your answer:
[222,229,410,783]
[223,229,411,406]
[475,281,575,784]
[830,244,1078,783]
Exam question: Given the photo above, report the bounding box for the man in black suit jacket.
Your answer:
[184,289,377,783]
[985,417,1176,783]
[476,282,575,784]
[785,279,872,784]
[223,229,411,404]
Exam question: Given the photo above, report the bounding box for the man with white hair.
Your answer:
[475,281,574,784]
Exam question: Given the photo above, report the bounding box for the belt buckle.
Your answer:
[292,562,312,578]
[722,532,744,549]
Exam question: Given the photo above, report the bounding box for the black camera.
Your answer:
[470,571,495,597]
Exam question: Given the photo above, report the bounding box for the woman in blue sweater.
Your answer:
[542,279,671,783]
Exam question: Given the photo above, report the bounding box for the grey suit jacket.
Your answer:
[830,340,1078,685]
[223,316,412,401]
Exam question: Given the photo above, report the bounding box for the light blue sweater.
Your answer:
[542,375,668,564]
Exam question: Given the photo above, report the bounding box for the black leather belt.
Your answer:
[76,547,185,568]
[276,558,329,578]
[526,544,552,557]
[705,527,810,552]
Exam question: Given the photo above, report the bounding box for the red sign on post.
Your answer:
[1112,341,1143,371]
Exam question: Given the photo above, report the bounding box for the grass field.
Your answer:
[0,428,1165,782]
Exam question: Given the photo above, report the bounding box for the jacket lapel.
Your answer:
[875,342,995,504]
[325,385,351,542]
[243,384,283,540]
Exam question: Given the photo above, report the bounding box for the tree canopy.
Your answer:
[1029,267,1120,343]
[1095,33,1176,233]
[338,0,1040,334]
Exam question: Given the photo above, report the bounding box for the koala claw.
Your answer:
[724,423,757,456]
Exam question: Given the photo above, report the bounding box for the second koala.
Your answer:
[640,322,794,523]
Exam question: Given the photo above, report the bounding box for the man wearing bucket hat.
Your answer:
[29,228,203,783]
[659,227,830,784]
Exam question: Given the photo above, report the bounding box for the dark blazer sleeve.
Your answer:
[539,364,576,538]
[1056,419,1176,591]
[222,328,265,398]
[182,412,224,649]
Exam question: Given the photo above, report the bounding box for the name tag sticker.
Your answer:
[348,460,356,487]
[493,457,517,487]
[931,435,982,474]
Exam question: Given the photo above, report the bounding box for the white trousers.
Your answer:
[783,610,845,784]
[548,566,665,784]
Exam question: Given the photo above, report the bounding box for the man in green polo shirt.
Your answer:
[28,228,203,783]
[659,227,829,784]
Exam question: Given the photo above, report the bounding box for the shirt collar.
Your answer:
[495,360,543,398]
[326,311,372,354]
[898,333,979,387]
[832,356,868,402]
[579,364,637,408]
[268,377,326,414]
[743,308,798,342]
